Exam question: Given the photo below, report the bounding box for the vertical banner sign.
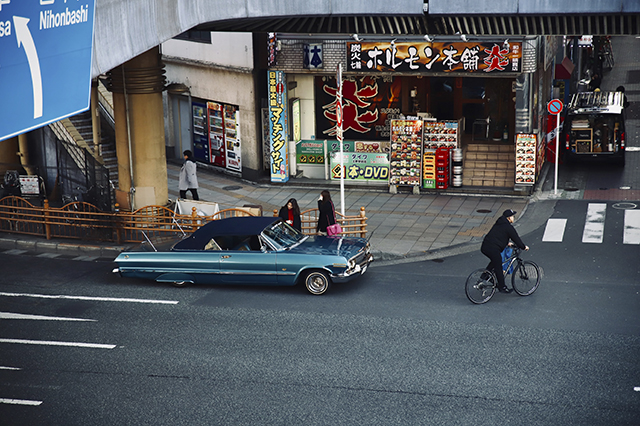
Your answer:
[268,70,289,182]
[0,0,96,141]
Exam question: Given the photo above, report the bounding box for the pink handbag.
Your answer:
[327,223,342,236]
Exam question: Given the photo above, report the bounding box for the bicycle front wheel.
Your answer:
[465,269,496,304]
[511,261,540,296]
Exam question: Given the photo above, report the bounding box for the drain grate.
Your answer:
[222,185,242,191]
[476,209,492,213]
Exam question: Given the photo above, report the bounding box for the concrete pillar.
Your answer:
[109,47,167,210]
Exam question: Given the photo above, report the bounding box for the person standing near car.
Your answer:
[481,209,529,293]
[316,190,336,235]
[179,150,199,200]
[279,198,302,231]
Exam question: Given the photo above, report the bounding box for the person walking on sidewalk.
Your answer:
[279,198,302,231]
[316,190,336,235]
[179,150,199,201]
[481,209,529,293]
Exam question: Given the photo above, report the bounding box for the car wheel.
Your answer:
[304,271,331,295]
[172,280,188,288]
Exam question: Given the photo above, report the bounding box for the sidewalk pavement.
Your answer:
[0,161,564,266]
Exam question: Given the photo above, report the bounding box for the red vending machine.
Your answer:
[207,101,226,168]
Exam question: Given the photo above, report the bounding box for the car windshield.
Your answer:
[263,220,306,249]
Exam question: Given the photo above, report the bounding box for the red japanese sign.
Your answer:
[347,41,522,73]
[315,76,402,141]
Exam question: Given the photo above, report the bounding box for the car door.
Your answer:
[218,236,278,284]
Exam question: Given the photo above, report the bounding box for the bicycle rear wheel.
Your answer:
[511,261,540,296]
[465,269,496,304]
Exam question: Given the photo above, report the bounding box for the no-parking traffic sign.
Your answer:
[547,99,563,115]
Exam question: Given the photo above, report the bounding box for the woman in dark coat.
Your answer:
[316,190,336,234]
[278,198,301,231]
[481,209,529,293]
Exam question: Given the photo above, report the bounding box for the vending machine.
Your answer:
[207,101,226,168]
[192,102,209,162]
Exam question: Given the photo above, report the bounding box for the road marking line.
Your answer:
[0,366,22,371]
[2,249,28,255]
[0,338,116,349]
[582,203,606,243]
[624,210,640,244]
[0,312,96,322]
[0,292,178,305]
[542,218,567,242]
[0,398,43,406]
[72,255,98,261]
[36,253,61,258]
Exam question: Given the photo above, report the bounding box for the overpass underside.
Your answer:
[201,14,640,36]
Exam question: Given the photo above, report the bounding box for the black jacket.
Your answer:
[316,200,336,232]
[278,206,301,231]
[481,216,525,252]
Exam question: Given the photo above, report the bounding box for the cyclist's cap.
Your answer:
[503,209,517,218]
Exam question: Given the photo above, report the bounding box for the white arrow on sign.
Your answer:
[13,16,43,119]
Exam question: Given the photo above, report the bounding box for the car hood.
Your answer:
[285,235,367,258]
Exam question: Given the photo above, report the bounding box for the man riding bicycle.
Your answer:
[481,209,529,293]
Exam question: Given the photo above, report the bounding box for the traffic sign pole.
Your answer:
[547,99,564,195]
[337,64,345,216]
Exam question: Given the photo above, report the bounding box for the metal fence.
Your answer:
[0,196,368,244]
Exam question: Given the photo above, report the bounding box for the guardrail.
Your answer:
[0,196,368,243]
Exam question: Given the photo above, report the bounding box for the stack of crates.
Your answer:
[435,147,450,189]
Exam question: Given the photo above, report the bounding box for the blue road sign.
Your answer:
[0,0,95,142]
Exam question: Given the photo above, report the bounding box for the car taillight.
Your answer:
[621,132,625,149]
[565,133,570,149]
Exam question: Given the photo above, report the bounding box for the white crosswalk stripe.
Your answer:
[624,210,640,244]
[582,203,607,243]
[543,203,640,244]
[542,218,567,242]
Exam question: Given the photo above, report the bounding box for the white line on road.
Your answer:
[582,203,607,243]
[0,292,178,305]
[0,366,22,370]
[542,218,567,242]
[0,339,116,349]
[0,398,43,406]
[624,210,640,244]
[0,312,96,322]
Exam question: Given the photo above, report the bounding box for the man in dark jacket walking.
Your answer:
[481,209,529,293]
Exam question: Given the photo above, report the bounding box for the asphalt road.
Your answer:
[1,203,639,426]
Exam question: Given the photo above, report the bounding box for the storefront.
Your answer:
[269,35,554,194]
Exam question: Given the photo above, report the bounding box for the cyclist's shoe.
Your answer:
[498,286,512,294]
[480,272,490,280]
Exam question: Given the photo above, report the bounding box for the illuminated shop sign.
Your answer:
[268,70,289,182]
[347,41,522,73]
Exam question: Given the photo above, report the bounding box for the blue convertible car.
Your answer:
[113,216,373,295]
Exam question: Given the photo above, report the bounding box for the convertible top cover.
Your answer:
[173,216,279,250]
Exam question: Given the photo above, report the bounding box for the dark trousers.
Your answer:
[180,189,199,201]
[481,245,506,289]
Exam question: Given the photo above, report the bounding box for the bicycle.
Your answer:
[465,246,540,304]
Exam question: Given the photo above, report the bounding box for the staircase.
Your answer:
[462,144,515,188]
[67,111,118,188]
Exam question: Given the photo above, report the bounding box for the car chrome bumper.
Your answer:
[332,253,374,282]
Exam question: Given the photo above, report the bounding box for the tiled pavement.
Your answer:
[166,162,530,263]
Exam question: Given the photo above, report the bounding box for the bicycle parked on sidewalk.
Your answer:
[465,246,541,304]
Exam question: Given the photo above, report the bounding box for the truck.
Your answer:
[562,91,626,165]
